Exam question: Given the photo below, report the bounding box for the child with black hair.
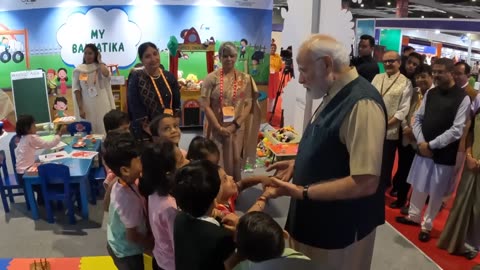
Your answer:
[233,211,309,270]
[103,131,152,270]
[139,141,178,270]
[186,136,275,218]
[186,135,221,164]
[104,109,130,134]
[102,110,131,211]
[149,113,187,157]
[172,160,237,270]
[15,115,68,203]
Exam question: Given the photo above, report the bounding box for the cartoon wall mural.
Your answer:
[0,4,272,130]
[240,38,248,60]
[46,69,58,96]
[0,1,273,103]
[52,96,68,118]
[57,68,68,95]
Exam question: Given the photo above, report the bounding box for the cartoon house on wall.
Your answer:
[170,27,214,127]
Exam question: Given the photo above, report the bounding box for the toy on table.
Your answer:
[256,137,271,157]
[178,72,202,90]
[30,258,50,270]
[270,126,298,143]
[53,116,76,125]
[72,138,86,148]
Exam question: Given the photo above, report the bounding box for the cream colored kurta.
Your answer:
[72,63,116,134]
[372,72,412,140]
[311,68,386,177]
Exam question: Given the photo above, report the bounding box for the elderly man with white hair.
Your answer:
[267,34,387,270]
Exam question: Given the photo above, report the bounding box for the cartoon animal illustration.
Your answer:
[203,36,215,48]
[46,69,58,96]
[180,27,201,44]
[57,68,68,95]
[251,45,265,75]
[239,38,248,60]
[52,96,68,118]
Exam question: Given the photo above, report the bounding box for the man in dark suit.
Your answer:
[351,35,379,82]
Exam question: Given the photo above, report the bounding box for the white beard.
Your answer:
[307,88,326,99]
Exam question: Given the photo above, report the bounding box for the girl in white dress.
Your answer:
[72,44,116,134]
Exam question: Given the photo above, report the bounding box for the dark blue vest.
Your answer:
[286,76,387,249]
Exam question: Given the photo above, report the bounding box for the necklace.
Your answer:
[219,68,237,106]
[144,69,160,79]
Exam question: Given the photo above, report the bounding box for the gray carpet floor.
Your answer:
[0,131,441,269]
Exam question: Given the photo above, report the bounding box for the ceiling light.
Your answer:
[449,16,453,19]
[473,0,476,2]
[387,1,391,5]
[421,15,425,18]
[360,3,364,7]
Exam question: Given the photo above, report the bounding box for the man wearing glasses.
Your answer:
[372,51,413,190]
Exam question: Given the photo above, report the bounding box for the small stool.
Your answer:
[107,64,120,76]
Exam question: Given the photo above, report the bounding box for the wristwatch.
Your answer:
[302,185,310,200]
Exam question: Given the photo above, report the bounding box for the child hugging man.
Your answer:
[102,131,153,270]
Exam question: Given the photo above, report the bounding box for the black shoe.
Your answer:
[400,205,409,215]
[389,200,405,209]
[418,231,431,242]
[440,202,446,211]
[389,189,398,197]
[464,250,478,260]
[396,216,420,226]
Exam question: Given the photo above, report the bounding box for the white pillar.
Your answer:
[468,38,473,65]
[281,0,355,133]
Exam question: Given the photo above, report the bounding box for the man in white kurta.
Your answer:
[396,58,471,242]
[372,51,412,190]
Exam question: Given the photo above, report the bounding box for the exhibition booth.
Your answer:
[0,0,273,127]
[355,18,480,66]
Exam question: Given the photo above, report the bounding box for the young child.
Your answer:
[172,160,236,270]
[149,114,187,157]
[15,115,67,203]
[102,110,131,211]
[233,211,310,270]
[103,109,130,134]
[102,132,152,270]
[140,141,178,270]
[186,136,274,217]
[186,135,220,164]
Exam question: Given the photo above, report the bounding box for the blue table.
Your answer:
[23,138,101,221]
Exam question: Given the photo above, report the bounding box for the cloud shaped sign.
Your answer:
[57,8,141,67]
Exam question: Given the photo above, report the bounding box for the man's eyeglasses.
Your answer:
[383,59,398,65]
